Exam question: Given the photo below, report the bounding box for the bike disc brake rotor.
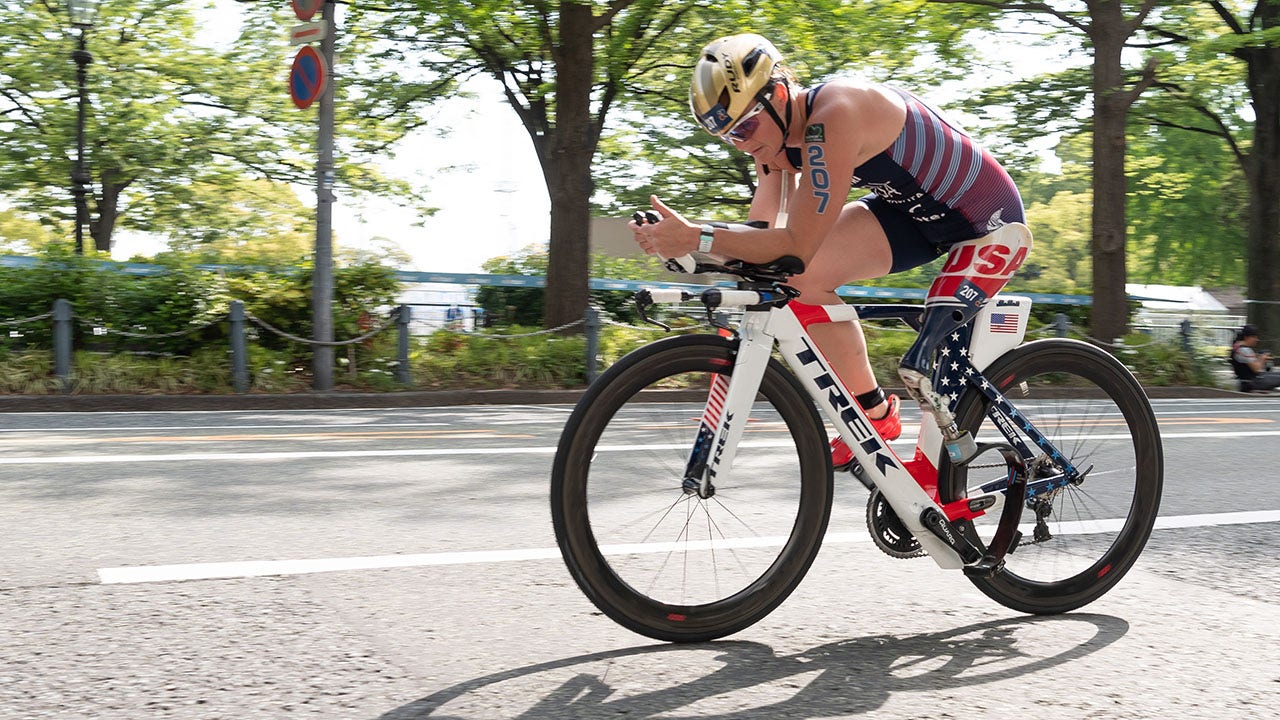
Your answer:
[866,488,925,559]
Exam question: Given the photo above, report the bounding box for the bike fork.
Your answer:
[681,315,774,499]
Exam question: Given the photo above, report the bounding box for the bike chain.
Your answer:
[861,460,1026,559]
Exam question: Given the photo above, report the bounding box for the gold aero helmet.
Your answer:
[690,33,784,137]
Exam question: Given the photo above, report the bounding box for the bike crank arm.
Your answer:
[921,442,1030,578]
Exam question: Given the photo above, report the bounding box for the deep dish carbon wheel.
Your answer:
[551,334,833,643]
[940,339,1163,614]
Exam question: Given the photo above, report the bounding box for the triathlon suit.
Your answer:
[792,84,1026,273]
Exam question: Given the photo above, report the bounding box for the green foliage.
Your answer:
[0,292,1226,394]
[593,0,983,218]
[474,246,675,327]
[1017,189,1092,294]
[406,316,1223,392]
[0,248,403,391]
[860,322,922,386]
[0,208,61,255]
[474,249,548,327]
[0,0,431,253]
[1112,334,1219,388]
[0,246,231,356]
[245,346,311,393]
[0,349,59,394]
[410,328,590,389]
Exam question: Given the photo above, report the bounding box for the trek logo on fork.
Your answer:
[707,412,735,481]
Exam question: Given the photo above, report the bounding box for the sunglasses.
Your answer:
[724,102,766,145]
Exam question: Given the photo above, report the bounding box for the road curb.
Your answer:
[0,385,1253,412]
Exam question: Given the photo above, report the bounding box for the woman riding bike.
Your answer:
[629,33,1030,465]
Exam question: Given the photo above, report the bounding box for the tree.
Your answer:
[594,1,981,219]
[1142,1,1280,342]
[0,208,61,254]
[1125,114,1248,286]
[933,0,1172,343]
[350,1,704,330]
[361,0,980,330]
[0,1,431,253]
[159,179,316,265]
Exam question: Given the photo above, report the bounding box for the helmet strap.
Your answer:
[758,80,791,152]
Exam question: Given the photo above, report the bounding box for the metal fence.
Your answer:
[1133,312,1246,348]
[3,296,1250,394]
[2,298,414,394]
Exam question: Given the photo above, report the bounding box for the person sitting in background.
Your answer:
[1230,324,1280,393]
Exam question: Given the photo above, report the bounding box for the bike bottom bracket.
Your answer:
[866,489,924,559]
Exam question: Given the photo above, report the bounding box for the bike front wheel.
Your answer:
[941,339,1163,614]
[551,334,832,643]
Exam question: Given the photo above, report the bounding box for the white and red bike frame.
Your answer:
[641,223,1046,575]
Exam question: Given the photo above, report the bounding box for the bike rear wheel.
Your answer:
[941,339,1163,614]
[551,334,832,642]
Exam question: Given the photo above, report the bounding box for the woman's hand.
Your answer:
[629,195,696,258]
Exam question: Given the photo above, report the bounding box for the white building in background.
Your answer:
[396,283,478,333]
[1127,284,1229,313]
[1127,283,1242,345]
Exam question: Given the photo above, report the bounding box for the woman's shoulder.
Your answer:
[807,79,907,138]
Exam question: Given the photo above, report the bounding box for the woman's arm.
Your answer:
[639,82,905,264]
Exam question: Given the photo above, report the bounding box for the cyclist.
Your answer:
[629,32,1029,467]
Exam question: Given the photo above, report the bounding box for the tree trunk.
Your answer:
[1243,3,1280,346]
[542,2,596,331]
[91,172,127,253]
[1089,9,1131,344]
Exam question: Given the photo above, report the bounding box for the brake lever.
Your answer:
[633,288,672,331]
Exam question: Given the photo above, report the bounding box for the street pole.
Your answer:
[71,30,91,255]
[311,0,337,390]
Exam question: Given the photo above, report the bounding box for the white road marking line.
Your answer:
[16,426,1280,466]
[6,429,1280,465]
[0,448,556,464]
[1158,431,1280,439]
[97,509,1280,585]
[0,422,454,433]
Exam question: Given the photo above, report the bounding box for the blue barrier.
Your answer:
[395,270,1093,306]
[1,255,1093,306]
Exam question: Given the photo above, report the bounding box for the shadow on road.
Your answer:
[379,613,1128,719]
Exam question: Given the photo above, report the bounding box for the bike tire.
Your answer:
[940,339,1163,614]
[551,334,833,642]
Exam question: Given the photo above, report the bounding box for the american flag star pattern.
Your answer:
[927,324,1082,495]
[930,323,976,414]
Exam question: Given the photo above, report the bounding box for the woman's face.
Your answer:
[722,86,788,165]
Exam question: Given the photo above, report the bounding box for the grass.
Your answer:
[0,321,1234,395]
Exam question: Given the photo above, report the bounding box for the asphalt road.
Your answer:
[1,397,1278,719]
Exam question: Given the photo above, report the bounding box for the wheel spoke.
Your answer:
[944,340,1162,614]
[551,339,832,641]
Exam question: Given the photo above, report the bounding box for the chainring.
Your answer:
[866,488,925,559]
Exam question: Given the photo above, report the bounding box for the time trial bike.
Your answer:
[550,222,1163,643]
